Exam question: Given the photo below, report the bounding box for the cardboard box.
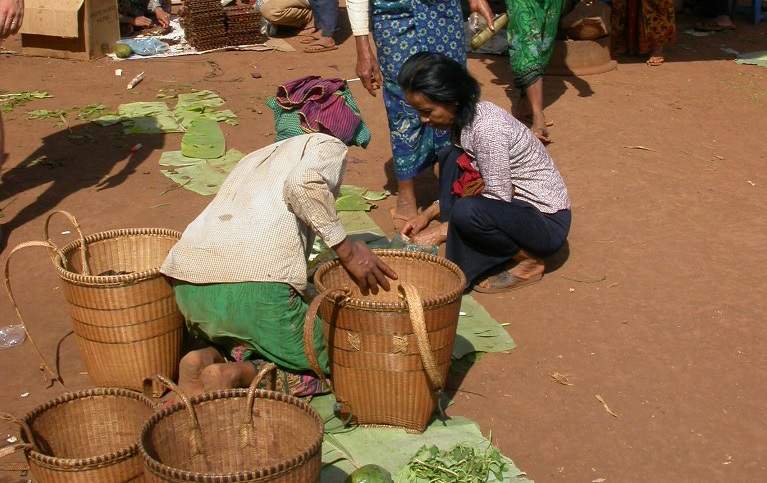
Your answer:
[20,0,120,61]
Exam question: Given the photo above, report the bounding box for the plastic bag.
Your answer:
[117,38,170,57]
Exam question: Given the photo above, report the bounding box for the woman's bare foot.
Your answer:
[199,362,258,391]
[296,27,320,43]
[177,346,225,398]
[647,46,665,66]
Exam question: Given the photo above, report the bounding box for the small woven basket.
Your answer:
[140,366,323,482]
[306,250,466,432]
[3,211,183,391]
[0,387,155,482]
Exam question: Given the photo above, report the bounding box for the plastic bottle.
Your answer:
[470,13,509,50]
[0,324,26,349]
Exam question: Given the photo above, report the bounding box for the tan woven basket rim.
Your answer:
[313,250,466,311]
[22,387,155,470]
[52,228,181,286]
[140,388,324,482]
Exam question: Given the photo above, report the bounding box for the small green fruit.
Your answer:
[114,43,133,59]
[345,464,394,483]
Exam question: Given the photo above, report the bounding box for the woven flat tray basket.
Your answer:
[308,250,466,432]
[140,370,323,482]
[0,387,155,483]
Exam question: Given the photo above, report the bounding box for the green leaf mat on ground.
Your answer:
[0,91,52,112]
[93,90,238,133]
[160,149,243,196]
[311,395,532,482]
[454,295,517,359]
[181,118,226,159]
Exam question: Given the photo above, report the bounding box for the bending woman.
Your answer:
[399,53,571,292]
[346,0,493,226]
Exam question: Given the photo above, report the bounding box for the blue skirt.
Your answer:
[371,0,466,180]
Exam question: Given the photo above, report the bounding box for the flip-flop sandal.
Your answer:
[299,36,320,44]
[473,271,543,294]
[694,20,735,31]
[646,56,665,67]
[304,43,338,53]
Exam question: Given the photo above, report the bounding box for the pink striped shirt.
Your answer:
[459,101,570,214]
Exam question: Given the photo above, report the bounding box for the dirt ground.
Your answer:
[1,12,766,483]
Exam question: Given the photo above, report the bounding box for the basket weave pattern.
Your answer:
[15,388,155,482]
[140,371,323,482]
[54,228,184,391]
[312,250,466,432]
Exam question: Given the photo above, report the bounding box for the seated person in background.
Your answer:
[161,133,396,397]
[260,0,313,34]
[119,0,171,33]
[399,53,571,293]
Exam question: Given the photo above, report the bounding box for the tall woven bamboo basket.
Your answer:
[3,211,183,391]
[306,250,466,433]
[140,367,323,482]
[0,387,155,482]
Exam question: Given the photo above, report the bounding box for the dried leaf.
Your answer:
[550,372,574,386]
[623,145,654,152]
[595,394,619,418]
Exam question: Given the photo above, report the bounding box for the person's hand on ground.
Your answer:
[401,201,440,237]
[355,37,382,96]
[154,8,170,28]
[334,238,397,295]
[0,0,24,38]
[468,0,495,32]
[411,222,448,246]
[132,16,152,27]
[401,212,432,238]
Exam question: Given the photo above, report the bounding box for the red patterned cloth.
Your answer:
[451,152,485,197]
[276,76,362,145]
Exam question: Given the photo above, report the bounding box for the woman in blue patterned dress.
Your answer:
[346,0,493,225]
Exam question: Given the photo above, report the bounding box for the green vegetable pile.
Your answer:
[397,443,509,482]
[0,91,52,112]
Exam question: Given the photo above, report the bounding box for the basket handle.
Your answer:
[0,412,40,454]
[3,241,65,387]
[0,443,33,459]
[152,375,209,471]
[303,288,350,391]
[42,210,89,275]
[239,362,278,449]
[398,283,444,392]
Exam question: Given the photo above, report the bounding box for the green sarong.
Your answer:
[174,281,329,373]
[506,0,563,89]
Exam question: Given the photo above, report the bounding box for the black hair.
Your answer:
[397,52,480,138]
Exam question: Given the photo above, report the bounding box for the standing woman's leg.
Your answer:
[642,0,676,66]
[304,0,337,52]
[506,0,561,142]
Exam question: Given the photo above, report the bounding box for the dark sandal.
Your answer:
[473,271,543,294]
